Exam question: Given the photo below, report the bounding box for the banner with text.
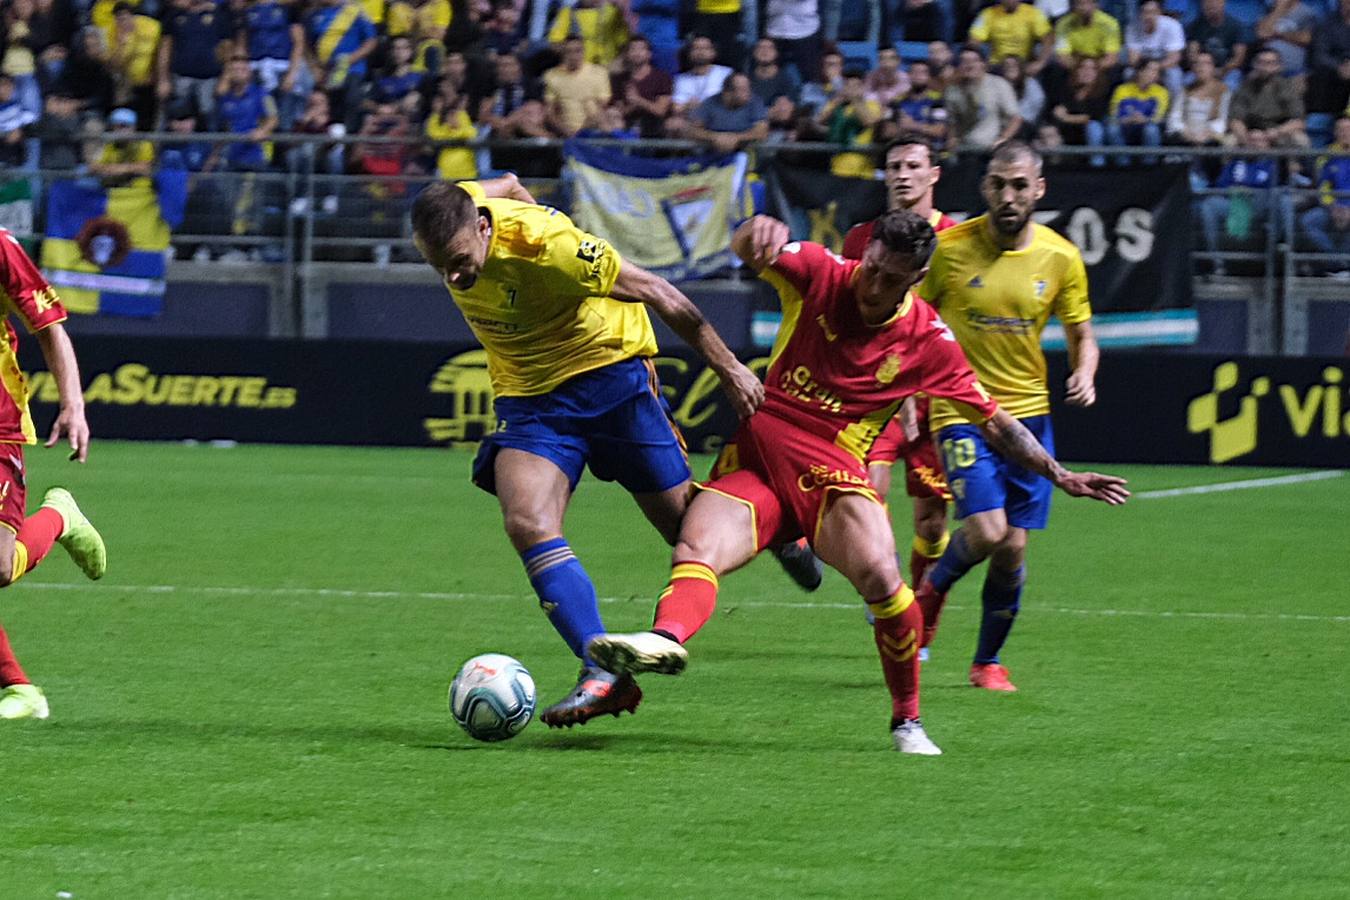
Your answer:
[766,160,1193,314]
[18,338,1347,468]
[565,142,751,281]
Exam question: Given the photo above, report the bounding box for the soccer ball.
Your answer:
[448,653,536,742]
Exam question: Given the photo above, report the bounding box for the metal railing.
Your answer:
[14,134,1350,352]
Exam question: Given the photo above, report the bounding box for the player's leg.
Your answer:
[970,526,1027,692]
[969,414,1054,691]
[867,461,894,499]
[915,426,1010,647]
[588,479,769,677]
[0,526,45,721]
[910,494,950,647]
[813,491,939,755]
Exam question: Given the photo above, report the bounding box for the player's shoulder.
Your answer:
[775,240,849,268]
[486,198,573,262]
[934,216,983,250]
[1029,223,1084,263]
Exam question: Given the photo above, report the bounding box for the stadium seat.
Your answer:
[899,40,932,62]
[838,41,879,72]
[1226,0,1265,26]
[1307,113,1335,148]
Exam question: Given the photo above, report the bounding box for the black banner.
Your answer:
[19,337,1349,468]
[766,160,1193,314]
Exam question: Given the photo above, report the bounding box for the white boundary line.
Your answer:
[1134,470,1345,499]
[20,581,1350,624]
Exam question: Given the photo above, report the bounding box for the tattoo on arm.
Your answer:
[983,414,1066,484]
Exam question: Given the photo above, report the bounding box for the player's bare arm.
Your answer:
[474,172,536,204]
[35,323,89,463]
[610,262,764,419]
[979,409,1129,505]
[1063,319,1099,407]
[730,215,790,273]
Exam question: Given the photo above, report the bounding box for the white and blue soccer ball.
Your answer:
[449,653,536,742]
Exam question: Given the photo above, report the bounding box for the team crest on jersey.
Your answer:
[875,353,902,385]
[1033,277,1048,298]
[967,275,984,288]
[575,238,607,264]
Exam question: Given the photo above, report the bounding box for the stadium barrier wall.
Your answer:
[17,338,1350,468]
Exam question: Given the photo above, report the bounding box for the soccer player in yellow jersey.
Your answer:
[411,174,764,728]
[914,141,1108,692]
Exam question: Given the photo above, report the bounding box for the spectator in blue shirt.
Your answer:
[157,0,236,125]
[0,74,37,168]
[686,71,768,153]
[215,53,277,170]
[240,0,310,129]
[1198,128,1279,274]
[1298,116,1350,274]
[303,0,377,130]
[373,35,426,115]
[160,98,215,172]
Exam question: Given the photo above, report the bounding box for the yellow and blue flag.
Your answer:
[39,170,187,317]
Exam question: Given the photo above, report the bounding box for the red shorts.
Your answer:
[865,396,951,501]
[700,413,882,552]
[0,445,26,535]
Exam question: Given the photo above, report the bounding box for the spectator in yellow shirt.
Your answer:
[1054,0,1122,73]
[425,84,477,180]
[1107,58,1168,161]
[90,106,155,186]
[968,0,1053,76]
[104,1,161,128]
[547,0,629,67]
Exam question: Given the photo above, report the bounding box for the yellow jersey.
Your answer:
[968,4,1050,62]
[446,181,656,397]
[920,216,1091,430]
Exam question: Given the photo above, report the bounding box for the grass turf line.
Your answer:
[2,442,1346,898]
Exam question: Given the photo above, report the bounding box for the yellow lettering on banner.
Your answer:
[1280,385,1321,438]
[22,364,298,410]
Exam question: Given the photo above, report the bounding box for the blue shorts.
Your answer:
[937,415,1055,530]
[472,357,691,496]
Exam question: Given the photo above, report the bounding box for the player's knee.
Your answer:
[500,509,557,550]
[853,548,902,600]
[0,556,14,587]
[914,507,947,543]
[964,517,1009,553]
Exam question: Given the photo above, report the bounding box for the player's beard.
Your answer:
[991,206,1032,237]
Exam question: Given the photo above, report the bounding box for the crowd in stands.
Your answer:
[0,0,1347,265]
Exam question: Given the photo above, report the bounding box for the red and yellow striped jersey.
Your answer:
[758,241,998,462]
[0,230,67,444]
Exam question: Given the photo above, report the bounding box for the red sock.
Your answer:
[917,585,949,649]
[0,623,29,686]
[866,586,923,722]
[651,561,719,644]
[14,507,64,578]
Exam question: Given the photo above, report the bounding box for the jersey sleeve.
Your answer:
[761,241,835,319]
[533,213,623,299]
[916,242,948,308]
[1054,248,1092,325]
[0,232,67,332]
[915,313,1000,424]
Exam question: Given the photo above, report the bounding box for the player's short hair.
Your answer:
[989,139,1043,173]
[884,134,936,164]
[870,209,937,268]
[411,182,479,247]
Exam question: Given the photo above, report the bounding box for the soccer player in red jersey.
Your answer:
[843,136,960,643]
[0,230,107,721]
[589,210,1128,753]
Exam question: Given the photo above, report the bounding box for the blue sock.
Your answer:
[974,564,1025,665]
[521,538,604,666]
[927,529,984,593]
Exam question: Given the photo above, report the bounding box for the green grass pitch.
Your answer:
[3,441,1347,898]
